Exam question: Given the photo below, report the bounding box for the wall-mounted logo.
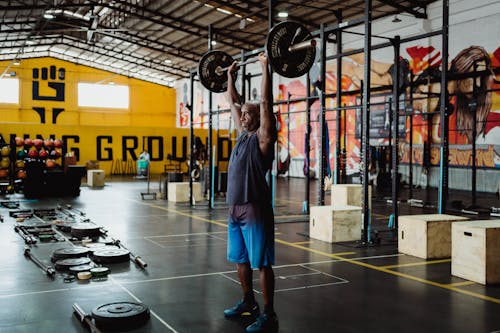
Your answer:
[31,65,66,124]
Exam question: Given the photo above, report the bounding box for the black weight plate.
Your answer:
[92,302,150,331]
[69,264,94,273]
[18,221,52,229]
[52,219,75,231]
[86,244,119,253]
[90,267,110,277]
[71,224,101,239]
[198,50,236,93]
[266,21,316,78]
[52,247,90,261]
[54,257,91,271]
[92,248,130,264]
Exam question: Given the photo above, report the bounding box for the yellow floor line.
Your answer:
[131,199,500,305]
[446,281,476,287]
[275,238,500,304]
[381,259,451,269]
[292,241,311,245]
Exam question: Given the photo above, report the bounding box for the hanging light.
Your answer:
[392,15,402,23]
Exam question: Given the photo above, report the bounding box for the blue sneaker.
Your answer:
[224,300,260,318]
[246,313,279,333]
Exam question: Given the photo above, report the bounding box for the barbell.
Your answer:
[198,21,317,93]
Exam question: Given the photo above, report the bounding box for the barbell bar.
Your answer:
[214,39,317,76]
[198,21,317,93]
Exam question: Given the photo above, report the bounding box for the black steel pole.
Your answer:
[362,0,372,243]
[189,71,195,206]
[335,10,343,185]
[306,74,311,214]
[408,72,414,199]
[471,62,478,208]
[287,92,291,180]
[391,35,400,229]
[319,23,327,206]
[438,0,449,214]
[208,24,214,209]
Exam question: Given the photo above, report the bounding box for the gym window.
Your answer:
[77,83,129,109]
[0,78,19,104]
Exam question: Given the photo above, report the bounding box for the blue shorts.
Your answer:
[227,202,275,269]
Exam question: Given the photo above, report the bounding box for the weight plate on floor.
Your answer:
[52,247,90,261]
[69,264,94,274]
[92,248,130,264]
[71,224,101,239]
[90,267,110,278]
[266,21,316,78]
[52,219,74,231]
[18,222,52,229]
[87,244,119,254]
[92,302,150,331]
[54,257,91,271]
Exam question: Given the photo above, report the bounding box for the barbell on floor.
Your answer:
[198,21,317,93]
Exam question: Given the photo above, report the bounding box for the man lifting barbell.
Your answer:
[223,52,278,333]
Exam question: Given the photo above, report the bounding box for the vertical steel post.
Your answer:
[208,24,214,209]
[391,35,400,228]
[319,23,327,206]
[362,0,372,243]
[335,10,343,185]
[438,0,449,214]
[189,71,195,206]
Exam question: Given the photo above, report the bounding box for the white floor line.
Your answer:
[0,253,402,298]
[110,276,179,333]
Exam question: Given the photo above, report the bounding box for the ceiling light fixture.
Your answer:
[211,40,217,46]
[164,59,172,64]
[12,59,21,66]
[277,11,289,18]
[392,15,402,23]
[43,12,55,19]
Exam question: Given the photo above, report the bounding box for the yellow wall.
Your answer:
[0,57,212,174]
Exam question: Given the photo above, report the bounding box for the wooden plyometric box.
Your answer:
[87,169,105,187]
[452,220,500,285]
[168,182,202,203]
[310,205,362,243]
[398,214,469,259]
[331,184,371,209]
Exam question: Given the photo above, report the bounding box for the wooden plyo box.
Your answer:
[167,182,202,203]
[310,205,362,243]
[87,169,105,187]
[452,220,500,285]
[398,214,469,259]
[330,184,371,209]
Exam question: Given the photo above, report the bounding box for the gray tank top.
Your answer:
[226,131,274,205]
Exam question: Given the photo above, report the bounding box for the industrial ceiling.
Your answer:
[0,0,436,86]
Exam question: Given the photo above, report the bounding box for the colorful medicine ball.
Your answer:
[33,139,43,149]
[17,150,27,159]
[1,146,10,156]
[50,150,61,159]
[15,160,25,169]
[24,138,33,147]
[16,170,27,179]
[39,150,49,159]
[0,157,10,168]
[15,137,24,147]
[0,169,8,178]
[44,139,54,148]
[28,150,38,158]
[53,139,63,148]
[46,159,56,169]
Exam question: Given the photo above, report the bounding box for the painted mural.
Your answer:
[276,44,500,176]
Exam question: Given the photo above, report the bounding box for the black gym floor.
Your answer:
[0,177,499,333]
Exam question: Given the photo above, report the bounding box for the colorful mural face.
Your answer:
[277,45,500,175]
